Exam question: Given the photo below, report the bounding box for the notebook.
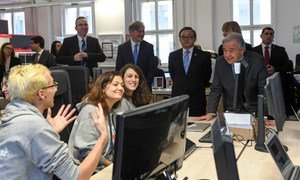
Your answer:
[265,132,300,180]
[186,122,211,132]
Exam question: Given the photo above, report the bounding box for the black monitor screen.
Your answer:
[264,72,286,131]
[113,95,189,180]
[211,113,239,180]
[0,20,8,34]
[10,34,37,49]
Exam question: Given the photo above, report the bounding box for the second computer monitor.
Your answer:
[211,113,239,180]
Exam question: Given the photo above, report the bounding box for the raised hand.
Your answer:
[46,104,77,133]
[89,103,108,144]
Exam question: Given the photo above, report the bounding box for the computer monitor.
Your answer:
[0,20,8,34]
[10,34,37,49]
[113,95,189,180]
[211,113,239,180]
[264,72,286,132]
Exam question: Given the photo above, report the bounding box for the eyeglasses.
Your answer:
[77,23,88,27]
[1,82,8,88]
[180,36,195,40]
[42,81,58,89]
[4,47,13,50]
[223,49,240,55]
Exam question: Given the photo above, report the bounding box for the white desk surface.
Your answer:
[91,120,300,180]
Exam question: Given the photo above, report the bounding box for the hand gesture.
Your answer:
[89,103,108,144]
[46,104,77,133]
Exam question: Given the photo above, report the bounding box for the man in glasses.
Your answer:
[57,16,106,77]
[0,64,108,179]
[253,27,294,116]
[196,32,267,121]
[169,27,212,116]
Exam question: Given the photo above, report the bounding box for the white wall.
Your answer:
[275,0,300,62]
[94,0,125,35]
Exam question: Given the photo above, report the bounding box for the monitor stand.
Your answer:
[255,95,268,152]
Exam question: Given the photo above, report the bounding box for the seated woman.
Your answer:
[119,64,152,107]
[0,42,21,82]
[0,72,10,116]
[68,71,126,172]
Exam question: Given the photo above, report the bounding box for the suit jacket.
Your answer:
[116,40,155,88]
[0,56,21,81]
[218,43,253,56]
[168,47,212,116]
[31,50,57,68]
[253,44,291,73]
[207,51,268,113]
[57,35,106,76]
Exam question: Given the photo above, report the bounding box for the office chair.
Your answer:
[51,66,89,106]
[93,67,102,82]
[50,69,73,144]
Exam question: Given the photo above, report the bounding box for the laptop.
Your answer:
[265,132,300,180]
[184,138,196,159]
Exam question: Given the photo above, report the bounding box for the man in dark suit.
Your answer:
[116,21,155,88]
[169,27,212,116]
[253,27,294,115]
[196,32,268,121]
[30,36,57,68]
[57,16,106,76]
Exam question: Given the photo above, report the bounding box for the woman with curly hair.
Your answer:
[119,64,152,107]
[68,71,126,172]
[0,42,21,81]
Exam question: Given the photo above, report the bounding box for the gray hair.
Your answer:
[128,21,145,32]
[222,32,245,49]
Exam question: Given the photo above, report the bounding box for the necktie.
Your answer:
[81,39,87,66]
[33,53,39,63]
[133,43,138,64]
[183,50,190,74]
[265,46,270,64]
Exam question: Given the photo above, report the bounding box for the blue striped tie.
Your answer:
[81,39,87,66]
[133,43,138,64]
[183,50,190,74]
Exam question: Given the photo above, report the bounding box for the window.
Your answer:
[233,0,273,46]
[0,11,25,34]
[63,4,94,36]
[137,0,174,65]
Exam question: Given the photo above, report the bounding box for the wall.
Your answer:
[94,0,125,36]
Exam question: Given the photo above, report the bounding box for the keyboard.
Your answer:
[198,130,212,143]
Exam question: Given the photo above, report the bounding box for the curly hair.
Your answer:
[0,42,15,65]
[119,64,152,107]
[82,71,122,116]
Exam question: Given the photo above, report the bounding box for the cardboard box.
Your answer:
[225,113,258,141]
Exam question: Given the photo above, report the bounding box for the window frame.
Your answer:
[0,10,25,35]
[135,0,175,67]
[62,3,95,37]
[232,0,275,47]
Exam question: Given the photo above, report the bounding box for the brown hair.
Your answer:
[119,64,152,107]
[222,21,242,34]
[0,42,15,65]
[82,71,122,116]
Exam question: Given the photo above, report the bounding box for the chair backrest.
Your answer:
[50,69,73,143]
[51,66,89,106]
[93,67,102,82]
[296,54,300,71]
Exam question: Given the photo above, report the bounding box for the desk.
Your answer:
[91,121,300,179]
[152,88,172,102]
